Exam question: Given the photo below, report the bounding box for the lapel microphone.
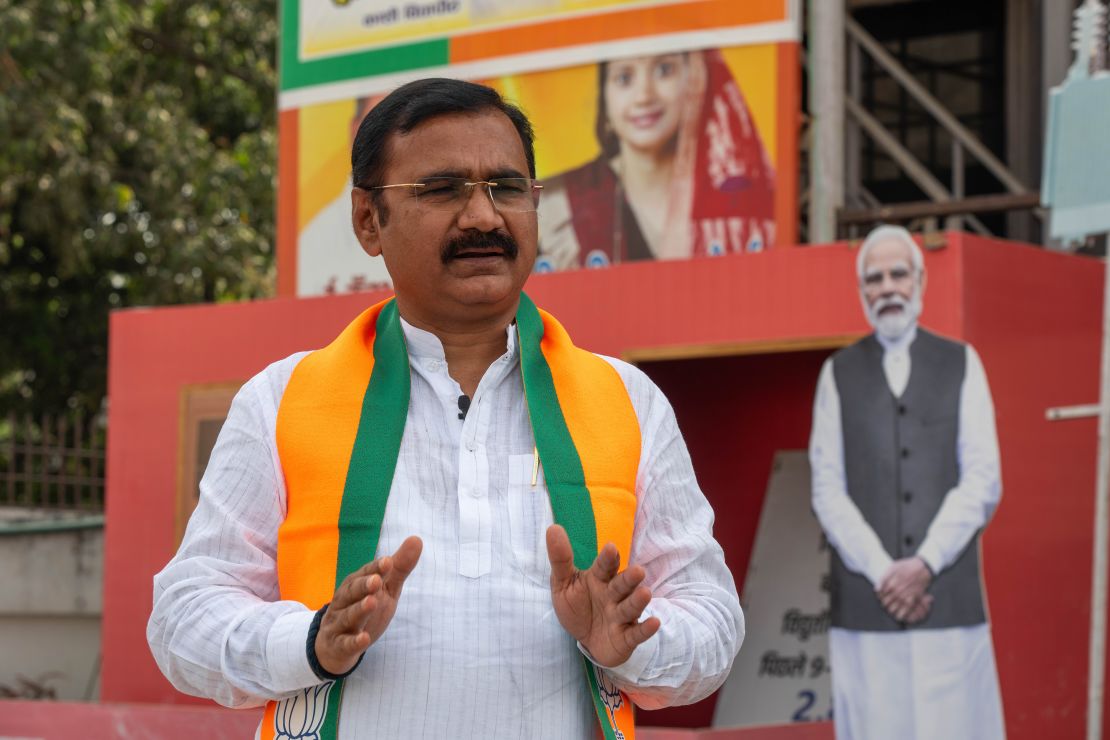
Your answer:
[458,394,471,420]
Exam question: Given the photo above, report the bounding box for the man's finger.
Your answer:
[334,560,383,609]
[331,582,376,629]
[624,616,661,650]
[339,630,370,655]
[588,543,620,584]
[877,566,897,595]
[383,536,423,597]
[546,525,577,588]
[614,585,652,624]
[392,536,423,578]
[607,564,646,603]
[905,594,933,624]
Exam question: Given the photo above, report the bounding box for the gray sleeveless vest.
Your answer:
[829,329,987,631]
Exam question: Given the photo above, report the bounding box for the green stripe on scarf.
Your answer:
[320,300,411,738]
[517,295,619,740]
[515,293,599,571]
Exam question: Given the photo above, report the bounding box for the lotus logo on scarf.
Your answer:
[274,682,332,740]
[595,666,627,740]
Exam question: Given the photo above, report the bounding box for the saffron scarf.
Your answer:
[262,293,642,740]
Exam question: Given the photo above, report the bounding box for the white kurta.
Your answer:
[148,319,744,739]
[808,325,1006,740]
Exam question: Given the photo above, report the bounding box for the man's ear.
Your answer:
[352,188,382,257]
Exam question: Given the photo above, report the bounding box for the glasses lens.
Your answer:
[414,178,467,209]
[488,178,540,212]
[411,178,540,212]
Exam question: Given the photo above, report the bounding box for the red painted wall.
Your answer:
[639,349,833,728]
[959,235,1104,737]
[103,235,1103,739]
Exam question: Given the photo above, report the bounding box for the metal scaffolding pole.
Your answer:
[808,0,845,242]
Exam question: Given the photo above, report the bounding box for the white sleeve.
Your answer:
[146,353,322,708]
[589,358,745,710]
[915,345,1002,574]
[809,359,893,588]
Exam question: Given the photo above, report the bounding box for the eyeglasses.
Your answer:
[364,177,544,213]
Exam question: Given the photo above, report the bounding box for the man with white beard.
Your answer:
[808,225,1006,739]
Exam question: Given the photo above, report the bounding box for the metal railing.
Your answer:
[837,17,1041,237]
[0,413,105,511]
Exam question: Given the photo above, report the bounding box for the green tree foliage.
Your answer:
[0,0,277,418]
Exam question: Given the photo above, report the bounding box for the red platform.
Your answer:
[0,700,830,740]
[90,233,1102,739]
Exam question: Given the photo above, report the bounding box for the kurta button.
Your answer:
[898,404,907,415]
[904,491,913,503]
[466,439,476,452]
[904,535,913,546]
[901,448,910,458]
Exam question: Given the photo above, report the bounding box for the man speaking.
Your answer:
[147,78,743,740]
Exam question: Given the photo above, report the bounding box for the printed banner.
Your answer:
[300,0,671,60]
[278,0,799,296]
[292,43,794,296]
[280,0,796,98]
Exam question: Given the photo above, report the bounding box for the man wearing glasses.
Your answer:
[148,78,743,740]
[808,225,1005,739]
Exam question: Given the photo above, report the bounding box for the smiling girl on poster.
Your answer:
[537,48,776,271]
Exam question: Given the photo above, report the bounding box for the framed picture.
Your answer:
[176,382,243,546]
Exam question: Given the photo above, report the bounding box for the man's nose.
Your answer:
[879,272,900,294]
[457,182,503,231]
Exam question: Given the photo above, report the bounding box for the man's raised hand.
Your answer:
[314,536,423,676]
[545,524,661,668]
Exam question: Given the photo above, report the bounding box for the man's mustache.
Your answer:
[441,230,519,262]
[874,295,907,313]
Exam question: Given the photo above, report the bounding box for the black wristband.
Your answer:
[306,602,365,681]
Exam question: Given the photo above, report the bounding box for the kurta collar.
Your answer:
[876,323,918,355]
[399,316,519,365]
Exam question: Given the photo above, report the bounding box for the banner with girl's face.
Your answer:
[280,0,799,297]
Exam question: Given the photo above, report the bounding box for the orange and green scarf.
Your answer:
[262,293,642,740]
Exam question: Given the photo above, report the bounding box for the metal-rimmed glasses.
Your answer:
[365,177,544,213]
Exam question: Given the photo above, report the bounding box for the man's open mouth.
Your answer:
[453,248,508,259]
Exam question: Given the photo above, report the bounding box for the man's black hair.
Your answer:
[351,78,536,194]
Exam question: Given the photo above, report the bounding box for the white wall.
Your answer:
[0,511,103,701]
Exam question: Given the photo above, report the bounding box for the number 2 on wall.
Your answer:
[792,690,833,722]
